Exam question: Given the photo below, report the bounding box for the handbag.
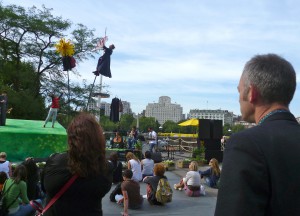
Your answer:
[30,175,78,216]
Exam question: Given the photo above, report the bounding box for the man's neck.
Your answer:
[255,104,289,124]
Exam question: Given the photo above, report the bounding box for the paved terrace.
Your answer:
[102,163,218,216]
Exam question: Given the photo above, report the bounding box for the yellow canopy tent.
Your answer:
[178,118,200,150]
[178,118,199,126]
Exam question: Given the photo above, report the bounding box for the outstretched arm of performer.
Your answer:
[58,92,63,99]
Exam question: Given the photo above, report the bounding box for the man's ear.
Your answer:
[249,85,259,103]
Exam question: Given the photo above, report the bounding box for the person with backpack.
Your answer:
[174,161,204,197]
[143,163,172,205]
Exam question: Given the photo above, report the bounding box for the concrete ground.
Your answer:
[102,161,218,216]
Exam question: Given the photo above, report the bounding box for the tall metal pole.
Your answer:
[67,69,70,124]
[98,74,103,123]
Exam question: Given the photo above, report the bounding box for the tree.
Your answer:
[138,116,157,133]
[223,123,231,136]
[98,115,117,132]
[0,3,103,120]
[0,60,45,119]
[162,120,180,133]
[232,124,245,133]
[119,114,135,132]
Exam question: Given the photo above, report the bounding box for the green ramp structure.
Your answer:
[0,119,67,162]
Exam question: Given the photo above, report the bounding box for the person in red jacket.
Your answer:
[43,93,63,128]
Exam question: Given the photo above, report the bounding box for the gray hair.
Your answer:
[242,54,296,106]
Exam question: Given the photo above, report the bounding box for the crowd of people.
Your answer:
[1,53,300,215]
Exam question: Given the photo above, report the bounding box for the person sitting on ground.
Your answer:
[126,152,142,182]
[115,169,143,216]
[199,158,221,188]
[174,161,203,197]
[109,152,123,184]
[2,164,42,216]
[0,152,12,178]
[141,151,154,179]
[143,163,168,205]
[0,171,7,191]
[41,113,113,216]
[111,131,124,149]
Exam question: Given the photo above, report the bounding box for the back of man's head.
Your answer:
[242,54,296,106]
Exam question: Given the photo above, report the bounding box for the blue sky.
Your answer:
[4,0,300,117]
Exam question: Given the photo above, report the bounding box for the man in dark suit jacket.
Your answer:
[215,54,300,216]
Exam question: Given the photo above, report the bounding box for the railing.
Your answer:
[163,137,197,156]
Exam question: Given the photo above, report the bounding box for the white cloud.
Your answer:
[4,0,300,117]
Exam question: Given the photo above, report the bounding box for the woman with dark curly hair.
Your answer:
[22,157,42,200]
[41,112,113,216]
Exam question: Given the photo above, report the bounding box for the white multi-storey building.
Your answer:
[121,101,132,114]
[88,99,132,117]
[188,109,234,125]
[145,96,183,124]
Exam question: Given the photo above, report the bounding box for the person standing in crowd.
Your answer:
[2,164,41,216]
[141,151,154,179]
[128,126,138,149]
[115,169,143,216]
[215,54,300,216]
[174,161,202,197]
[41,113,112,216]
[147,127,157,153]
[0,91,8,126]
[43,92,63,128]
[126,152,142,182]
[199,158,220,188]
[0,152,12,178]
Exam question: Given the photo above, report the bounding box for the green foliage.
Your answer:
[135,140,142,150]
[163,160,175,166]
[162,120,180,133]
[138,116,157,132]
[223,123,246,135]
[119,114,135,131]
[0,2,105,120]
[99,115,117,132]
[1,61,46,119]
[191,142,206,162]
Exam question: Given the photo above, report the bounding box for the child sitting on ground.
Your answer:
[115,169,143,216]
